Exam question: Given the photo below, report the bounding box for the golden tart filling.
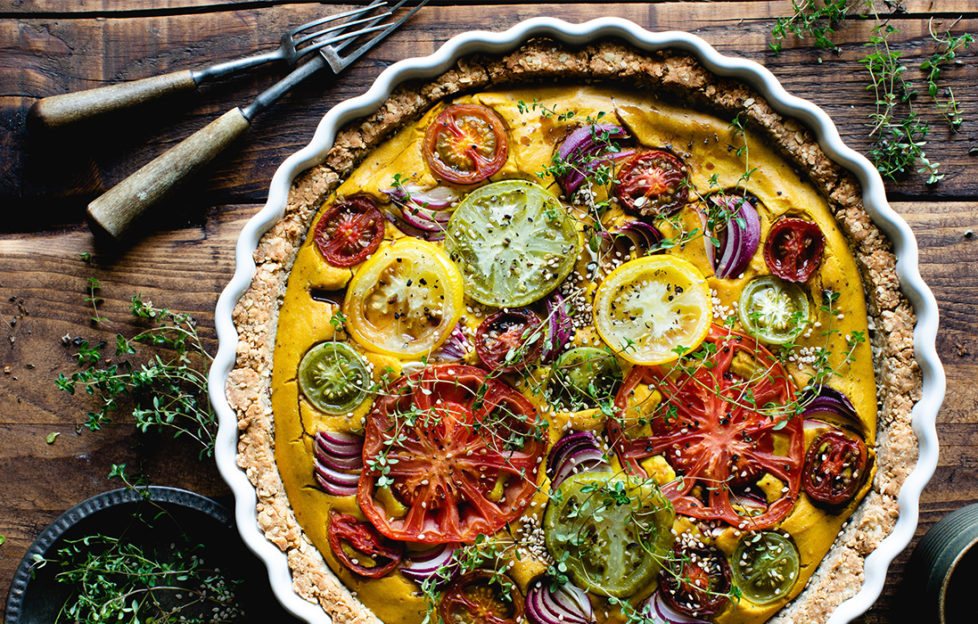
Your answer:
[271,85,877,624]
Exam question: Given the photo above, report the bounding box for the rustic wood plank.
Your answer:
[2,0,975,16]
[0,198,976,618]
[1,2,976,224]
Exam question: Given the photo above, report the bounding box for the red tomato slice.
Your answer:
[613,150,689,216]
[763,217,826,282]
[327,511,403,578]
[358,364,545,543]
[802,428,868,507]
[608,326,804,530]
[659,544,732,618]
[474,309,543,373]
[314,195,385,267]
[423,104,509,185]
[440,571,523,624]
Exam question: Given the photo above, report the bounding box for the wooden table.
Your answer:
[1,1,976,620]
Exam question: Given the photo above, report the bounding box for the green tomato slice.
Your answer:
[549,346,622,409]
[445,180,580,307]
[298,341,369,414]
[732,531,801,604]
[738,275,810,344]
[544,472,674,598]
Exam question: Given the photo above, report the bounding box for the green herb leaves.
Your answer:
[770,3,974,184]
[57,294,216,457]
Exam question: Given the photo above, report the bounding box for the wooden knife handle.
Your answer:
[29,70,197,128]
[87,107,250,240]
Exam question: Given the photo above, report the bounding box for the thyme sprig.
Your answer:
[57,294,216,457]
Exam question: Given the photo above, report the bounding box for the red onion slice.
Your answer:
[802,385,859,421]
[542,292,574,362]
[313,430,364,497]
[555,124,630,196]
[526,581,594,624]
[546,431,610,489]
[703,194,761,279]
[382,183,459,210]
[612,219,663,256]
[644,591,710,624]
[401,544,461,588]
[433,323,472,362]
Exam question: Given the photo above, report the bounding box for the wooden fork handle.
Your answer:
[30,70,197,128]
[87,107,250,240]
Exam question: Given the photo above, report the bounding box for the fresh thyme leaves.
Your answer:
[769,0,853,54]
[57,293,216,457]
[85,276,105,325]
[35,505,244,624]
[922,18,974,131]
[863,19,943,183]
[770,2,975,183]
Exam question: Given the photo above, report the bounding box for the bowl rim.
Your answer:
[208,16,945,624]
[4,486,231,624]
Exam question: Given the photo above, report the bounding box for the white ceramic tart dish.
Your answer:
[209,18,944,624]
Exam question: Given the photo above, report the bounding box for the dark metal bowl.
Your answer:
[5,486,303,624]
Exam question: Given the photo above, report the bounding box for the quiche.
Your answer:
[227,39,921,624]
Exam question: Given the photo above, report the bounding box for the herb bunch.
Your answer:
[57,293,217,457]
[770,1,974,183]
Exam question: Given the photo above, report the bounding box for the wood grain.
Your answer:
[1,1,977,621]
[1,2,976,226]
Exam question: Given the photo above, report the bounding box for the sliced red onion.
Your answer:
[401,544,461,588]
[804,418,833,432]
[546,431,610,489]
[314,430,364,497]
[526,580,594,624]
[382,209,444,241]
[730,491,768,514]
[433,323,472,362]
[703,194,761,279]
[611,220,663,256]
[542,292,574,362]
[555,124,631,196]
[802,385,858,421]
[381,183,459,211]
[644,591,710,624]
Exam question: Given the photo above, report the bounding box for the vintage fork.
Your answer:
[85,0,429,240]
[30,0,394,128]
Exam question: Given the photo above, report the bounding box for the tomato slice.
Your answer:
[613,150,689,217]
[440,571,523,624]
[344,238,465,358]
[548,346,622,410]
[444,180,580,308]
[659,543,732,618]
[544,472,675,598]
[314,195,386,267]
[423,104,509,185]
[592,255,712,365]
[474,309,543,372]
[732,531,801,604]
[608,326,805,530]
[738,276,811,345]
[802,429,868,507]
[327,511,403,578]
[763,218,826,283]
[358,364,546,543]
[298,341,369,414]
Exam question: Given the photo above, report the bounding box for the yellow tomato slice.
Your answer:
[593,255,711,365]
[344,238,464,358]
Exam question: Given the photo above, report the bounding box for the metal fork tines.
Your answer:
[243,0,429,119]
[193,0,393,81]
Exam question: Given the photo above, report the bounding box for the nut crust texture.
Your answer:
[226,39,921,624]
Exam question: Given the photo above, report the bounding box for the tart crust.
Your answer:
[226,38,921,624]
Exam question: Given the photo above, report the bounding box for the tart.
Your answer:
[226,39,921,624]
